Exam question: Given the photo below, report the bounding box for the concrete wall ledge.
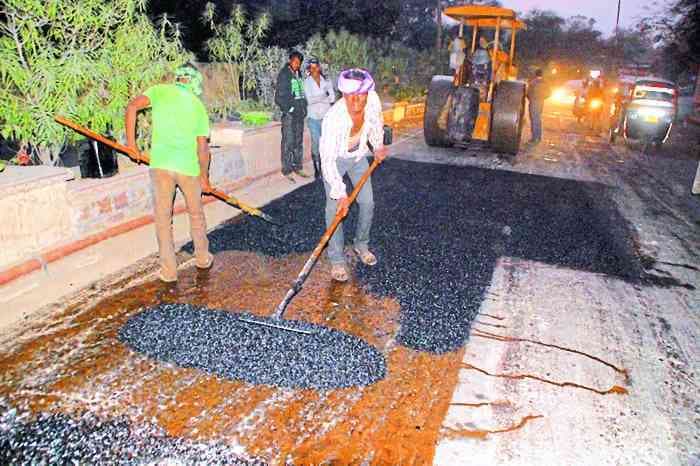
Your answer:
[0,121,295,284]
[210,120,281,147]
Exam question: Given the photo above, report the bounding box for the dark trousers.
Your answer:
[529,101,544,141]
[281,112,304,175]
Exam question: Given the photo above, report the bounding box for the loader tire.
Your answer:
[424,76,455,147]
[489,80,526,155]
[447,86,480,144]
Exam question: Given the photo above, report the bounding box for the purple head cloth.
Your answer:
[338,68,375,95]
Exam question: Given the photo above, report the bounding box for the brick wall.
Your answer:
[0,167,73,267]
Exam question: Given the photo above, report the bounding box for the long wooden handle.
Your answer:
[54,116,281,224]
[307,157,381,265]
[271,157,382,320]
[55,116,148,164]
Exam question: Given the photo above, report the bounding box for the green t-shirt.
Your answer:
[144,84,210,176]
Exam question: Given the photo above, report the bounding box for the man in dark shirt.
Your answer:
[527,69,550,143]
[275,50,309,182]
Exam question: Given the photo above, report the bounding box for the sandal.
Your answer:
[196,252,214,270]
[354,248,377,266]
[331,264,349,282]
[158,271,177,283]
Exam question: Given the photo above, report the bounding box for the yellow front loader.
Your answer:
[424,6,527,154]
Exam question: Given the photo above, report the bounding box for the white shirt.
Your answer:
[320,90,384,200]
[304,75,335,120]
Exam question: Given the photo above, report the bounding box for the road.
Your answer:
[0,106,698,465]
[398,106,700,465]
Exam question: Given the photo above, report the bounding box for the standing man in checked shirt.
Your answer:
[320,68,388,282]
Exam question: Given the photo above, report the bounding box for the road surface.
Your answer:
[0,106,698,465]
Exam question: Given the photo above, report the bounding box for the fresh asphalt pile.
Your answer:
[181,158,642,354]
[119,304,386,389]
[0,400,261,465]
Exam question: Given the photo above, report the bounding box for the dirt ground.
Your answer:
[0,109,699,465]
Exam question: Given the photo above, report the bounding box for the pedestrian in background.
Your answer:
[527,68,550,143]
[275,50,309,183]
[304,58,335,179]
[125,65,214,283]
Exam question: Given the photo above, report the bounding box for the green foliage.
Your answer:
[240,111,272,127]
[203,2,270,112]
[252,28,447,114]
[235,98,273,113]
[640,0,699,79]
[389,84,427,102]
[371,39,412,86]
[0,0,190,165]
[252,45,288,111]
[305,29,371,74]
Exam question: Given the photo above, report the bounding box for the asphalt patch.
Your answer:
[0,401,260,465]
[184,158,645,353]
[119,304,386,390]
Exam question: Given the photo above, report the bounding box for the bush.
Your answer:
[253,46,288,113]
[252,29,447,114]
[0,0,190,165]
[240,111,272,127]
[203,2,270,119]
[390,84,427,102]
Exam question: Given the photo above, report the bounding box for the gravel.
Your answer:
[188,158,644,354]
[119,304,386,390]
[0,400,261,465]
[1,158,651,462]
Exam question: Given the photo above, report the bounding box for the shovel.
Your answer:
[54,116,281,225]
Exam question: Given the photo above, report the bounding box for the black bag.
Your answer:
[79,140,118,178]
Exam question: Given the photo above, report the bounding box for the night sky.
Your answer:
[504,0,652,35]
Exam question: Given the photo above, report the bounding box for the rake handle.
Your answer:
[271,156,382,320]
[54,116,266,218]
[55,116,149,164]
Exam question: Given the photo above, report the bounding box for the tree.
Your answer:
[0,0,189,165]
[610,28,654,64]
[516,10,566,68]
[203,2,270,107]
[639,0,700,79]
[263,0,402,48]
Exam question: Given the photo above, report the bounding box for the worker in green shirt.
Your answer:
[125,64,214,283]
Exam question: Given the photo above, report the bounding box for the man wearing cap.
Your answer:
[320,68,388,282]
[125,64,214,283]
[275,50,309,182]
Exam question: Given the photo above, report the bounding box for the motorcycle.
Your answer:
[574,96,605,133]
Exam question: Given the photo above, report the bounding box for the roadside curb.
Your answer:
[0,167,280,287]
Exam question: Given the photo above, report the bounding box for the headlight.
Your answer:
[550,88,574,104]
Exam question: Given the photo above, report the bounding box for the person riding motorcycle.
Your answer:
[583,78,605,132]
